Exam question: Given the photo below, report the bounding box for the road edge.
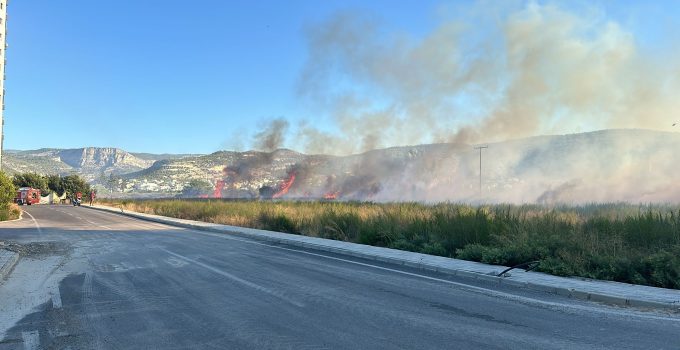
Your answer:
[0,212,23,282]
[0,249,19,282]
[84,204,680,311]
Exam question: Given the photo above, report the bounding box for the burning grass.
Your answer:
[100,199,680,289]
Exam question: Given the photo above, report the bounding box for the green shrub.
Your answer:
[259,211,298,234]
[0,171,16,213]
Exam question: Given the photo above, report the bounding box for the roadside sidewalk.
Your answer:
[0,211,24,281]
[86,204,680,310]
[0,246,19,282]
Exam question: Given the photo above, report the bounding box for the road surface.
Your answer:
[0,205,678,349]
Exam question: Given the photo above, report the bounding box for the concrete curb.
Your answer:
[0,210,23,224]
[0,249,19,282]
[85,204,680,311]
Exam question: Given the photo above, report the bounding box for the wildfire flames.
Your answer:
[206,156,379,200]
[213,180,225,198]
[273,172,296,198]
[323,191,340,200]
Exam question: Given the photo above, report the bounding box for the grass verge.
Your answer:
[0,204,21,221]
[100,199,680,289]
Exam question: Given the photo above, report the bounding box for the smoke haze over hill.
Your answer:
[6,130,680,203]
[287,2,680,156]
[215,2,680,205]
[7,3,680,204]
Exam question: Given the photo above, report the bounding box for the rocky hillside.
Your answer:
[5,129,680,203]
[118,149,306,193]
[3,148,174,182]
[111,129,680,203]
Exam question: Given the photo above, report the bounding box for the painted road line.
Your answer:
[21,330,39,350]
[21,211,42,235]
[87,205,680,319]
[80,217,112,230]
[58,210,113,230]
[177,229,680,323]
[161,248,305,308]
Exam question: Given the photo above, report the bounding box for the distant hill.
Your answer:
[4,147,164,182]
[4,129,680,203]
[104,129,680,203]
[3,148,75,176]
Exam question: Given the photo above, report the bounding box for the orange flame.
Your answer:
[213,180,225,198]
[323,191,340,200]
[273,173,296,198]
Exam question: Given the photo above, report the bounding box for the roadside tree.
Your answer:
[180,179,213,197]
[13,172,50,195]
[0,171,16,210]
[59,175,92,198]
[47,174,65,196]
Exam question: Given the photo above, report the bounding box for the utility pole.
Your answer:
[474,145,488,196]
[0,2,8,171]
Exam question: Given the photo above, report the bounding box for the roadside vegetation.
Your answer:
[0,171,19,221]
[0,172,92,220]
[100,199,680,289]
[12,172,93,198]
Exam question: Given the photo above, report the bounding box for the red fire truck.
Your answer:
[15,187,41,205]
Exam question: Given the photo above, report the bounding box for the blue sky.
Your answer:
[5,1,679,154]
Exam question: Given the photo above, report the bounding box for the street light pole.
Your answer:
[474,145,488,196]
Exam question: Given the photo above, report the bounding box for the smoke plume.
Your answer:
[293,2,680,155]
[210,2,680,204]
[254,118,289,152]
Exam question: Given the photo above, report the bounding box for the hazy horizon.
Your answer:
[3,127,679,156]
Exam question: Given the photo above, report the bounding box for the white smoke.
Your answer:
[294,1,680,155]
[231,2,680,203]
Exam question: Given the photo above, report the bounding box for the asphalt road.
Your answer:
[0,206,679,349]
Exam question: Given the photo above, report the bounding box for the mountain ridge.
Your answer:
[3,129,680,203]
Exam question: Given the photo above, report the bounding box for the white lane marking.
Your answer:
[51,287,63,309]
[71,212,113,230]
[90,208,679,322]
[161,248,305,308]
[21,330,39,350]
[21,211,42,235]
[171,229,680,323]
[166,257,189,268]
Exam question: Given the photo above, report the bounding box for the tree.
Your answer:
[13,172,50,195]
[180,179,213,197]
[59,175,92,198]
[47,175,65,196]
[0,171,16,210]
[107,173,122,192]
[258,185,275,199]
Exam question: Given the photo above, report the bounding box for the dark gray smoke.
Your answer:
[254,118,289,152]
[214,118,290,197]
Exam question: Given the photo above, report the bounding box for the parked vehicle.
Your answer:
[15,187,41,205]
[73,191,82,206]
